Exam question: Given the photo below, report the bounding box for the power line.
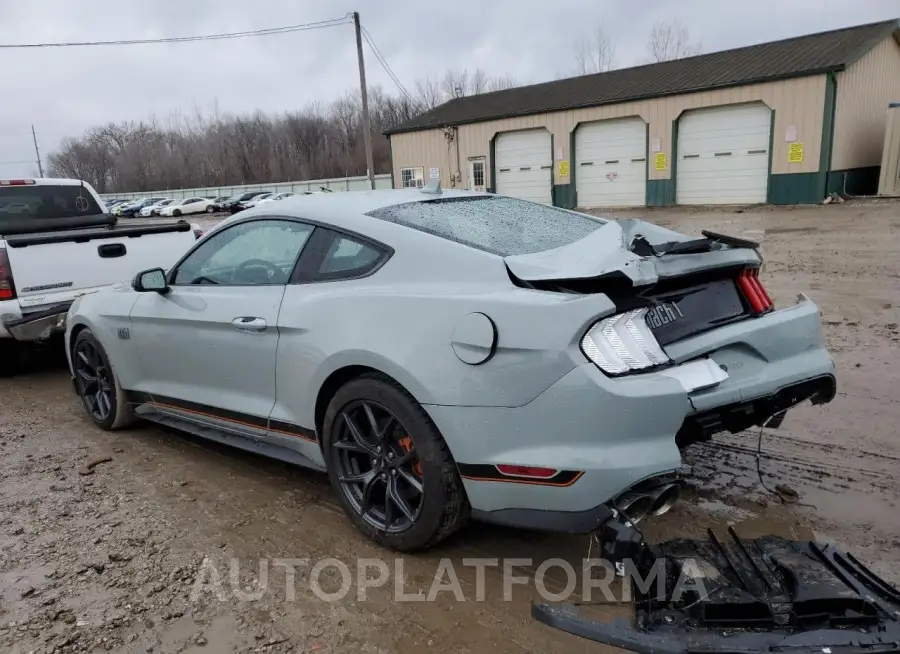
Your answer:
[0,16,352,49]
[360,26,414,103]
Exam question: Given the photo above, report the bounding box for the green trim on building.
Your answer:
[569,129,578,208]
[817,72,838,200]
[768,173,821,204]
[670,118,680,205]
[826,166,881,196]
[764,108,777,203]
[549,133,556,206]
[387,137,395,188]
[647,180,675,206]
[553,185,576,208]
[487,134,497,193]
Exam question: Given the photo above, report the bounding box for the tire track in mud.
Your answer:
[684,428,900,515]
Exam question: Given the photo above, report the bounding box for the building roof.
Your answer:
[385,19,900,135]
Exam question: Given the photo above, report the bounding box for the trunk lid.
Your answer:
[504,218,761,287]
[505,219,765,348]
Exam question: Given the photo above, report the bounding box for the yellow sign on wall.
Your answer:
[788,142,804,163]
[654,153,668,171]
[558,160,570,177]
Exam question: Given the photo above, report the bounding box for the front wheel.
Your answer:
[323,375,469,551]
[173,209,182,217]
[72,329,134,430]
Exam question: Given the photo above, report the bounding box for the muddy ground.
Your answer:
[1,200,899,653]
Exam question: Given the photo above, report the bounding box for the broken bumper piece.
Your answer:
[534,529,900,653]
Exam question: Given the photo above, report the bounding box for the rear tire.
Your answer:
[72,329,134,430]
[323,374,469,552]
[206,205,215,213]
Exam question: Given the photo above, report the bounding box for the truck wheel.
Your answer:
[322,374,469,552]
[72,329,134,430]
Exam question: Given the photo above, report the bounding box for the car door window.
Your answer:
[316,233,385,280]
[173,219,314,286]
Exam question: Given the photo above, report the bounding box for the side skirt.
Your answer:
[133,403,326,473]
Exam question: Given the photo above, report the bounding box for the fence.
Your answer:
[99,174,394,201]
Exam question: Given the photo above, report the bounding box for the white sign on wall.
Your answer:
[429,167,440,180]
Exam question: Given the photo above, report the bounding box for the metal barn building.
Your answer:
[385,19,900,207]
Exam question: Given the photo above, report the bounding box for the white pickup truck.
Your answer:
[0,178,200,372]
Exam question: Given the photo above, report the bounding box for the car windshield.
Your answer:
[366,196,606,256]
[0,184,104,221]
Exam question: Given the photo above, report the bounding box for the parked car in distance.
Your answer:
[210,196,231,211]
[159,197,216,217]
[119,197,168,218]
[236,193,272,211]
[228,191,271,214]
[140,199,174,217]
[65,186,835,552]
[256,192,294,204]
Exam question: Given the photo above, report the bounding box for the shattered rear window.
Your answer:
[365,196,605,256]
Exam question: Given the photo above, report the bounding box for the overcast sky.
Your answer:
[0,0,897,179]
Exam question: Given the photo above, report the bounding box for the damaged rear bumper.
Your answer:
[1,301,71,341]
[533,527,900,653]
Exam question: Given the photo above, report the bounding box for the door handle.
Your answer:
[231,317,267,332]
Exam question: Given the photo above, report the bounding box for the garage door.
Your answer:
[676,104,771,205]
[575,118,647,208]
[495,130,552,204]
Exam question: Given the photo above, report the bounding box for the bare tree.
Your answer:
[647,19,702,62]
[573,28,616,74]
[487,74,520,92]
[46,68,524,193]
[414,76,443,110]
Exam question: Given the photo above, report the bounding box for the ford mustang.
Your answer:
[65,184,836,551]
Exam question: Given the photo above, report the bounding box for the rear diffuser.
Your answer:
[533,528,900,653]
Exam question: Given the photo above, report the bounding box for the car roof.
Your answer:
[246,188,488,236]
[216,188,491,249]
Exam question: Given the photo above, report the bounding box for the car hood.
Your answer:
[504,218,760,287]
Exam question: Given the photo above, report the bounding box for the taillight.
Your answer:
[0,179,35,186]
[737,268,773,315]
[0,248,16,300]
[495,465,559,479]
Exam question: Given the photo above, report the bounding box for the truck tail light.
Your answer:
[0,249,16,300]
[0,179,36,186]
[737,268,774,315]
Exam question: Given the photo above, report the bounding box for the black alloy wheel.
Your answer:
[73,338,114,422]
[332,400,424,534]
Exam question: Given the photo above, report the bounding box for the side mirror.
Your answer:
[132,267,169,294]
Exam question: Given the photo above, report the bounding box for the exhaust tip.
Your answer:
[614,493,655,523]
[649,483,680,517]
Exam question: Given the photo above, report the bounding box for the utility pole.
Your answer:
[353,11,375,190]
[31,125,44,177]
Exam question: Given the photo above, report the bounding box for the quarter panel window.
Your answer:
[173,219,313,286]
[315,232,386,281]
